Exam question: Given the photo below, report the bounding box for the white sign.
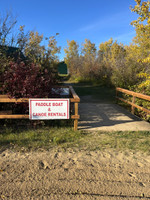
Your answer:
[29,99,70,120]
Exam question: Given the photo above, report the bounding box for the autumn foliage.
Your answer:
[0,12,60,100]
[2,61,57,98]
[63,0,150,121]
[64,1,150,91]
[0,0,149,119]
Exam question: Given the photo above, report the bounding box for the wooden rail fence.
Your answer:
[0,86,80,131]
[116,87,150,115]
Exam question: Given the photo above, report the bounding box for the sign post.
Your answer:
[29,99,70,120]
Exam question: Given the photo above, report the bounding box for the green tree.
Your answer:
[24,31,60,76]
[130,0,150,62]
[130,0,150,95]
[98,38,113,64]
[80,39,97,80]
[48,35,61,62]
[24,31,45,63]
[98,39,127,86]
[64,40,79,76]
[81,39,96,58]
[0,11,61,89]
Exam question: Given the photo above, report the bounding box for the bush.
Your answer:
[2,61,57,98]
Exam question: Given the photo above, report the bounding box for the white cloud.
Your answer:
[114,31,136,44]
[78,12,130,33]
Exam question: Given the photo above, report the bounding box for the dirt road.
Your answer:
[0,149,150,199]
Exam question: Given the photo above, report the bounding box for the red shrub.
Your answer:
[2,61,57,98]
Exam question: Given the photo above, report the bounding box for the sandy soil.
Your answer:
[0,148,150,200]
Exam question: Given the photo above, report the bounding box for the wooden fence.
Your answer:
[116,87,150,115]
[0,86,80,131]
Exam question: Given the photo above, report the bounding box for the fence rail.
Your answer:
[0,86,80,131]
[116,87,150,115]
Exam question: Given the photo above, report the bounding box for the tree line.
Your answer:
[0,0,149,98]
[0,11,61,98]
[64,0,150,96]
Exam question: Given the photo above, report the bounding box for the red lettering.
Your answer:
[48,112,66,117]
[52,102,63,106]
[33,113,47,116]
[35,102,51,106]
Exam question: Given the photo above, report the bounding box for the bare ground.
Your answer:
[0,148,150,200]
[78,103,150,131]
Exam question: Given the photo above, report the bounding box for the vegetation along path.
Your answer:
[72,83,150,131]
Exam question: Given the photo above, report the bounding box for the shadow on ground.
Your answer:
[78,103,150,131]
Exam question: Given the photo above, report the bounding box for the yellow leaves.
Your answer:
[138,72,150,89]
[64,40,79,58]
[130,2,150,59]
[135,0,141,5]
[64,40,79,69]
[29,31,43,45]
[19,25,25,31]
[48,36,60,58]
[82,39,96,57]
[138,72,149,78]
[99,38,113,51]
[24,31,60,64]
[143,57,150,63]
[25,31,44,62]
[98,39,126,69]
[143,56,150,63]
[130,0,150,27]
[138,79,150,88]
[65,40,79,53]
[137,55,150,63]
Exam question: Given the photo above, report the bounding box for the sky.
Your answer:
[0,0,138,60]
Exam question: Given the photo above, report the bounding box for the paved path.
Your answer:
[78,103,150,131]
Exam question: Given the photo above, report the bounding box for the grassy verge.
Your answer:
[0,127,82,151]
[81,131,150,153]
[0,126,150,153]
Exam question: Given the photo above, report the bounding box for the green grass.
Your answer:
[0,126,150,153]
[89,131,150,152]
[0,126,84,151]
[71,83,116,103]
[0,82,149,153]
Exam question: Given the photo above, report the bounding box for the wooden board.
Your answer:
[0,110,12,114]
[0,115,29,119]
[117,97,150,114]
[116,87,150,101]
[69,86,80,102]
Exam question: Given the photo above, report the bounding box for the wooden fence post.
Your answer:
[0,86,81,131]
[116,89,118,103]
[74,102,78,131]
[115,87,150,115]
[132,96,135,114]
